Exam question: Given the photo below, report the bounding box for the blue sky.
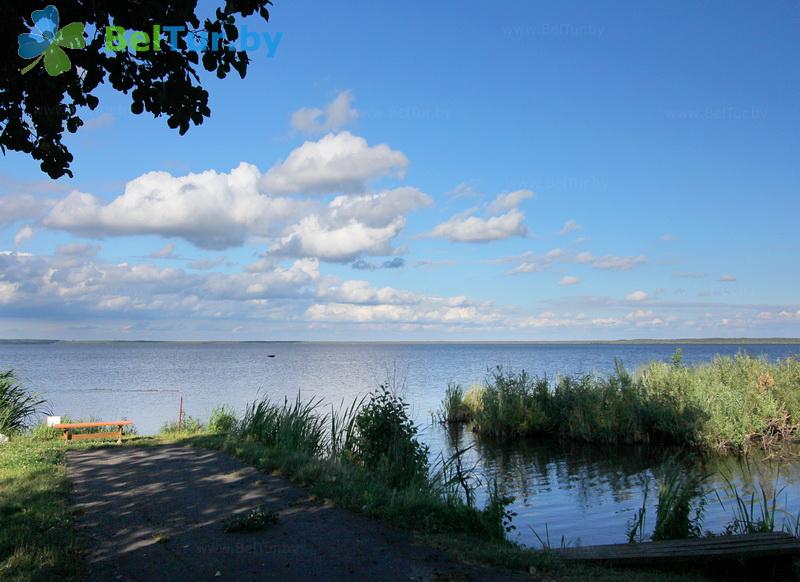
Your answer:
[1,0,798,340]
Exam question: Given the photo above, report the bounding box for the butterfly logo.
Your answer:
[18,5,86,76]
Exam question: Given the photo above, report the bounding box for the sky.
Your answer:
[1,0,799,341]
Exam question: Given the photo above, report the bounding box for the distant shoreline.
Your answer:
[1,338,800,345]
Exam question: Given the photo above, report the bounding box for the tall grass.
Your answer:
[443,354,800,453]
[651,460,708,541]
[233,386,516,543]
[238,395,327,457]
[0,370,47,435]
[716,464,785,535]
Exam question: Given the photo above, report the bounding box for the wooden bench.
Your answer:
[54,421,133,444]
[552,532,800,565]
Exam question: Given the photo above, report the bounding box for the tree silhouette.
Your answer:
[1,1,276,179]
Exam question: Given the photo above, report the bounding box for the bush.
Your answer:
[348,386,429,489]
[160,414,204,435]
[208,406,237,433]
[0,370,47,434]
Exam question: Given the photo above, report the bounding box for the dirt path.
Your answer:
[67,445,527,581]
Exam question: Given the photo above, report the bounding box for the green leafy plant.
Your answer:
[223,505,278,533]
[208,406,237,434]
[0,370,47,434]
[652,459,708,541]
[347,386,430,489]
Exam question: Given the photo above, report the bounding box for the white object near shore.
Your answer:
[46,416,62,427]
[0,434,9,445]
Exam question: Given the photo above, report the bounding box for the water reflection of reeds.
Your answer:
[435,424,800,546]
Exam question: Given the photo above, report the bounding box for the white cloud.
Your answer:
[291,90,358,134]
[558,275,580,286]
[626,290,649,302]
[44,163,309,250]
[14,225,35,247]
[0,281,19,304]
[559,219,582,235]
[317,279,421,305]
[510,249,570,274]
[428,189,532,243]
[0,194,55,227]
[261,132,408,195]
[486,189,534,214]
[720,274,737,282]
[271,187,431,262]
[429,209,527,243]
[576,252,646,271]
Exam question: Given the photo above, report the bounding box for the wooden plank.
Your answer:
[66,431,124,441]
[54,421,133,429]
[553,533,800,564]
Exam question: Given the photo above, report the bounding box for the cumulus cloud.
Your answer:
[291,90,358,134]
[626,290,649,302]
[428,190,531,243]
[429,209,526,243]
[719,274,737,282]
[45,163,308,250]
[0,194,56,227]
[261,132,408,195]
[558,275,580,286]
[271,187,431,262]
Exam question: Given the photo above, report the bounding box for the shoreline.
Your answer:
[2,338,800,346]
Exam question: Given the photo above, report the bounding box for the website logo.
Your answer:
[18,5,86,76]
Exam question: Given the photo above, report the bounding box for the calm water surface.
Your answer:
[2,341,799,547]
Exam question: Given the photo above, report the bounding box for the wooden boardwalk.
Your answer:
[553,532,800,565]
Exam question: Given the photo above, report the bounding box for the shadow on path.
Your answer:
[67,445,521,581]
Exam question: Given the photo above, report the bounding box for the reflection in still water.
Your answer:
[436,424,800,547]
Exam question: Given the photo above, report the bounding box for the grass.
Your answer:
[0,437,79,581]
[442,353,800,453]
[0,369,773,582]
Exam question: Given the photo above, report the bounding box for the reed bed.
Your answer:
[440,353,800,453]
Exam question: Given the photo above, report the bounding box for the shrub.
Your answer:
[0,370,47,434]
[348,386,429,489]
[208,406,237,434]
[160,414,204,434]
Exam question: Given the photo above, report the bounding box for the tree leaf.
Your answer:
[43,44,71,76]
[55,23,86,50]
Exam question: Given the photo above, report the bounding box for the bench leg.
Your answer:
[116,425,123,445]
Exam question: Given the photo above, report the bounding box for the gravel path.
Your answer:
[67,445,528,581]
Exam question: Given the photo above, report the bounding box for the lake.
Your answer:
[2,340,800,547]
